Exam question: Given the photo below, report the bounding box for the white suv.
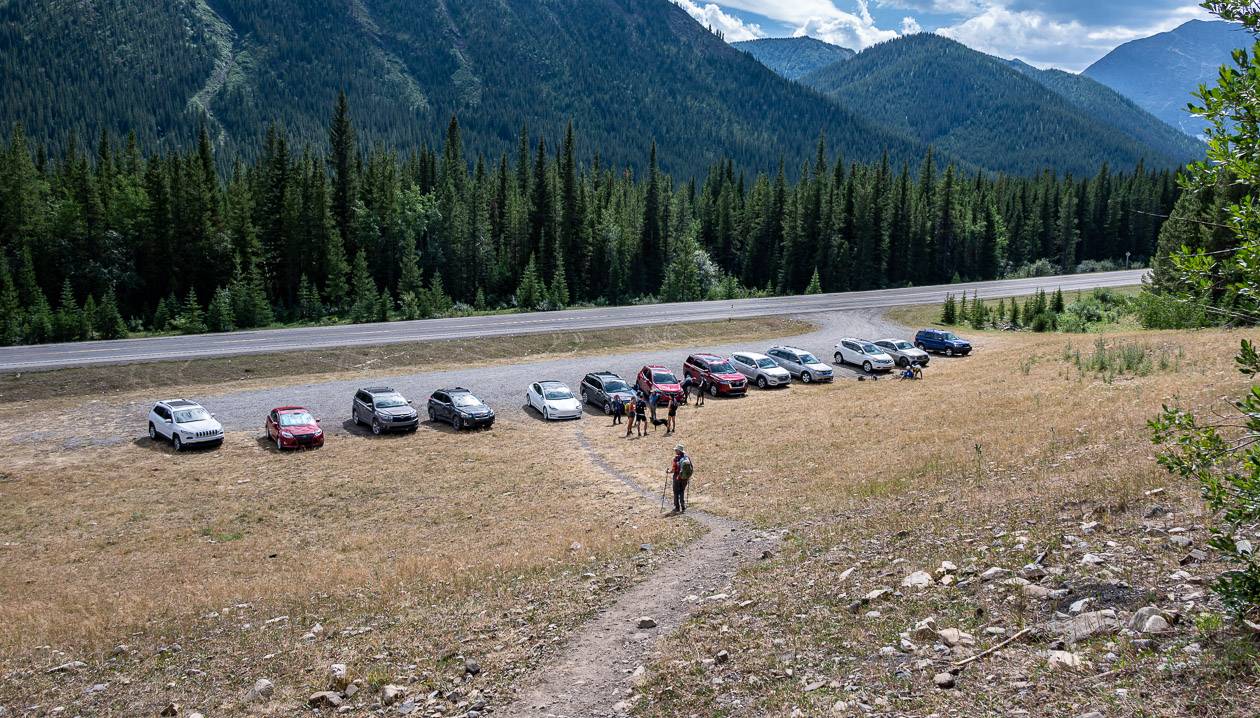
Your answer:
[833,338,896,373]
[148,400,224,451]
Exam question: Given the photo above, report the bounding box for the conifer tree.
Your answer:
[54,279,81,341]
[969,295,987,329]
[296,274,323,321]
[550,251,570,309]
[958,291,968,320]
[153,294,175,332]
[80,295,98,340]
[805,268,822,295]
[178,287,206,334]
[1051,287,1066,314]
[940,293,957,324]
[349,249,377,323]
[206,287,235,333]
[26,291,54,343]
[0,258,22,345]
[660,226,704,303]
[428,271,452,316]
[516,254,545,311]
[376,288,393,323]
[995,298,1007,326]
[95,286,128,339]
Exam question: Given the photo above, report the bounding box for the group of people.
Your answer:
[899,362,925,380]
[609,379,709,437]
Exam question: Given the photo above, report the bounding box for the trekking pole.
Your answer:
[660,472,669,512]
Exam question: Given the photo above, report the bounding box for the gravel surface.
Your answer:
[31,309,910,448]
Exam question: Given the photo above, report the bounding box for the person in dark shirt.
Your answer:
[666,395,678,434]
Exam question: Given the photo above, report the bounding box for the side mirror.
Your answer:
[210,413,216,418]
[316,418,322,423]
[407,400,413,405]
[164,418,173,424]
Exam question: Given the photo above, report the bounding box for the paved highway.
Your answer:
[0,269,1145,372]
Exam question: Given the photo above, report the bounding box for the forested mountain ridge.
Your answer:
[733,37,855,80]
[1084,20,1249,137]
[0,0,921,177]
[1005,59,1204,163]
[802,34,1202,176]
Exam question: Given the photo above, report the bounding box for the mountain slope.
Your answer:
[802,34,1200,175]
[1084,19,1249,137]
[1006,59,1203,163]
[0,0,918,176]
[733,37,854,80]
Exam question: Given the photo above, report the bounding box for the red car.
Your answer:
[636,364,685,403]
[683,353,748,397]
[265,406,325,450]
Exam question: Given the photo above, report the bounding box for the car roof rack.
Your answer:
[362,386,396,393]
[165,399,196,407]
[444,387,471,393]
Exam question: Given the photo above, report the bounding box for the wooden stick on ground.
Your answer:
[952,627,1032,668]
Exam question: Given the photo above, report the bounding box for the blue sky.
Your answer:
[673,1,1212,71]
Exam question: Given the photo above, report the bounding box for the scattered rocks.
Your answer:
[864,587,894,602]
[636,617,657,629]
[1081,553,1105,566]
[936,627,974,647]
[936,561,958,576]
[910,617,939,641]
[247,678,275,702]
[1045,650,1085,670]
[159,703,179,717]
[1058,610,1121,644]
[1168,535,1193,548]
[1180,549,1208,565]
[901,570,934,588]
[1077,712,1104,718]
[933,672,956,689]
[381,684,406,706]
[328,663,349,691]
[715,649,730,664]
[980,567,1011,581]
[465,658,482,676]
[1130,606,1174,634]
[45,661,86,674]
[308,691,344,709]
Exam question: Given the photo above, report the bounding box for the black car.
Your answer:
[579,371,637,414]
[428,388,495,430]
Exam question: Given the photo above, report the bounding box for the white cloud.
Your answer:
[901,16,922,34]
[673,0,767,41]
[936,2,1214,71]
[696,0,903,49]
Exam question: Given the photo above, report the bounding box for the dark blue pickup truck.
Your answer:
[914,329,972,356]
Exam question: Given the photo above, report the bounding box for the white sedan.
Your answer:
[527,381,584,421]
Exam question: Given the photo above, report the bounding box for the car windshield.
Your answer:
[452,394,482,408]
[895,341,913,350]
[861,343,880,354]
[173,408,209,423]
[544,387,573,400]
[941,332,960,341]
[756,358,778,369]
[799,353,820,364]
[652,371,678,384]
[707,361,735,373]
[279,411,315,427]
[374,395,408,408]
[603,379,630,393]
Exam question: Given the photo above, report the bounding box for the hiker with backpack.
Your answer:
[668,444,693,514]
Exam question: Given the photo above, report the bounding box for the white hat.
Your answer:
[674,443,685,452]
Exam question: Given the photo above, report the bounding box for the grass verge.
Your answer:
[0,316,811,405]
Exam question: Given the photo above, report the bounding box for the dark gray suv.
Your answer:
[352,387,419,434]
[579,371,637,414]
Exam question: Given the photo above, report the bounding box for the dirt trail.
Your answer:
[500,432,778,718]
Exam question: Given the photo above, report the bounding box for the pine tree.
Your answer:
[660,226,704,302]
[969,296,987,329]
[428,271,452,316]
[329,91,357,254]
[0,258,22,345]
[153,294,175,331]
[516,254,545,311]
[296,274,323,321]
[349,249,377,323]
[1051,287,1066,314]
[940,293,957,324]
[376,288,393,323]
[473,286,487,312]
[995,298,1007,326]
[178,287,206,334]
[323,226,350,311]
[26,292,54,343]
[805,268,822,295]
[550,251,570,308]
[958,291,968,321]
[206,287,235,332]
[80,295,98,340]
[1009,297,1022,327]
[95,286,128,339]
[54,279,81,341]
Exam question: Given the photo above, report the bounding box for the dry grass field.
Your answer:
[580,327,1260,716]
[0,420,699,715]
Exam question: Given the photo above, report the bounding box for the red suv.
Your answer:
[265,406,325,450]
[636,364,685,403]
[684,353,748,397]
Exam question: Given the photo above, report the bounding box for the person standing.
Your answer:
[666,395,678,434]
[633,394,648,437]
[668,444,693,514]
[611,394,625,425]
[694,377,706,407]
[648,390,660,424]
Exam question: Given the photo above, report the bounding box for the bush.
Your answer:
[1075,259,1120,273]
[1006,259,1061,279]
[1029,310,1057,332]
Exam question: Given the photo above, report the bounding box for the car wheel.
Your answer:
[543,407,551,421]
[945,348,955,357]
[757,376,768,389]
[454,416,464,431]
[372,418,382,436]
[148,423,157,441]
[834,352,843,364]
[898,357,909,368]
[428,407,436,422]
[863,361,873,373]
[709,383,719,397]
[352,408,361,426]
[801,371,812,384]
[603,400,612,414]
[172,434,183,452]
[915,342,925,350]
[276,435,284,451]
[580,389,589,405]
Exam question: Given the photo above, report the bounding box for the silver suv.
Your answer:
[730,351,792,388]
[352,387,419,435]
[766,345,833,383]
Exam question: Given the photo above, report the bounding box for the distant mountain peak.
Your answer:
[1083,19,1249,137]
[733,36,855,81]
